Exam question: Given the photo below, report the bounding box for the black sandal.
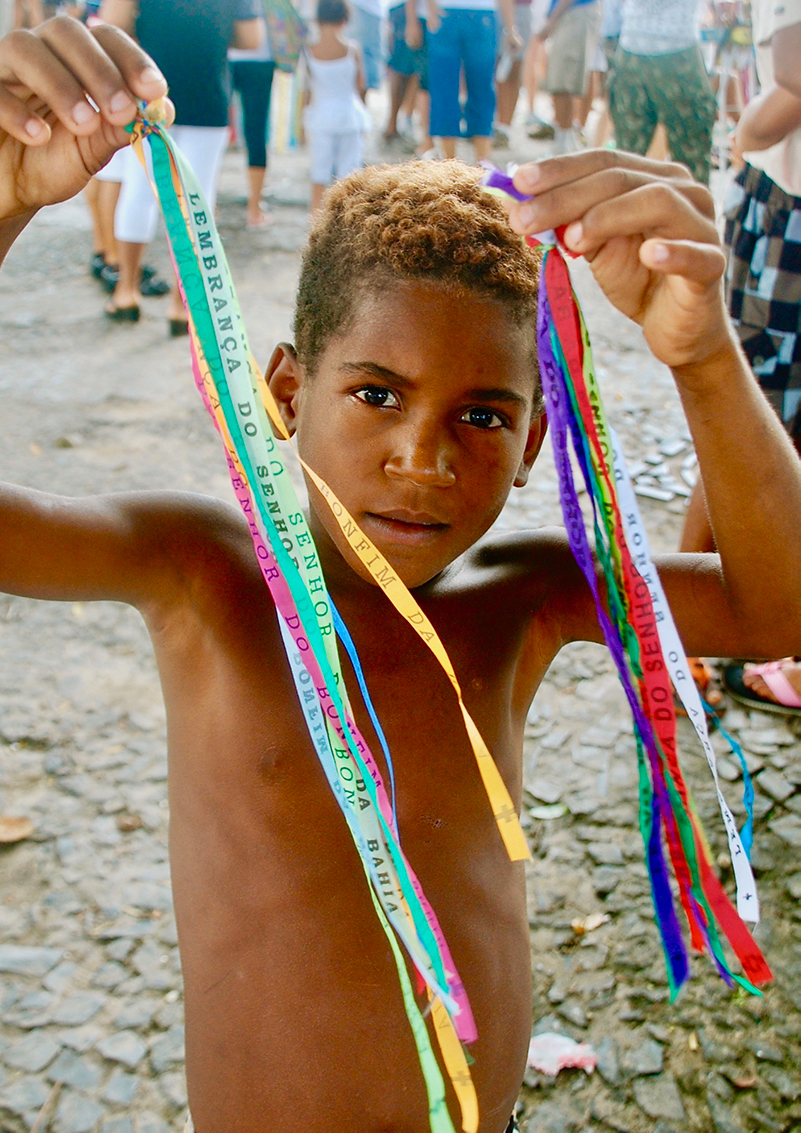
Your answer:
[105,302,140,323]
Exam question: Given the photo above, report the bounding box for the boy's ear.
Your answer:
[514,412,548,488]
[265,343,305,437]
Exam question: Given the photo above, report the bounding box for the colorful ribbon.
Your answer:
[125,108,557,1133]
[483,165,771,995]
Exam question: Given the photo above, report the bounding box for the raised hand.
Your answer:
[507,151,732,373]
[0,16,170,223]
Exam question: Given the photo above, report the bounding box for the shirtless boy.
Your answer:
[1,18,801,1133]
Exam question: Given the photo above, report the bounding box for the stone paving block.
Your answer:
[58,1024,104,1054]
[768,813,801,845]
[91,962,130,990]
[756,769,794,802]
[103,1068,140,1106]
[51,991,108,1027]
[136,1113,173,1133]
[3,1031,62,1072]
[149,1025,185,1073]
[43,961,78,995]
[47,1047,104,1090]
[621,1036,664,1077]
[0,1074,51,1116]
[632,1073,685,1121]
[54,1089,106,1133]
[0,944,63,977]
[101,1119,135,1133]
[159,1070,188,1110]
[97,1030,148,1070]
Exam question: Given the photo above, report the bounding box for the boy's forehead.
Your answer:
[321,279,536,389]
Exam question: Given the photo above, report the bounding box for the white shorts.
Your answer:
[94,146,131,183]
[308,129,364,186]
[114,125,229,246]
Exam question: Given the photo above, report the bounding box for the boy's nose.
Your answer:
[384,423,457,488]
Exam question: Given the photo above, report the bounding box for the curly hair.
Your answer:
[293,161,542,399]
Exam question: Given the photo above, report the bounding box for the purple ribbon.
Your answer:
[536,268,689,989]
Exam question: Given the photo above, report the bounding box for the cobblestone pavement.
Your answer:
[0,109,800,1133]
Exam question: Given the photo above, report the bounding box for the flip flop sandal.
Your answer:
[169,318,189,337]
[722,662,801,717]
[140,275,171,297]
[90,252,106,279]
[104,302,140,323]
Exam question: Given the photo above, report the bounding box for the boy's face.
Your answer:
[275,281,546,590]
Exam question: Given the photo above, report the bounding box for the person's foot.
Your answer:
[382,132,416,153]
[526,113,555,140]
[743,659,801,707]
[723,659,801,716]
[104,300,140,322]
[493,124,510,149]
[246,208,274,230]
[90,252,106,279]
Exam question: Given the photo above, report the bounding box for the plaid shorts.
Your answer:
[724,162,801,442]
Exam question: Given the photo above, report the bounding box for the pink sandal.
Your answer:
[723,660,801,716]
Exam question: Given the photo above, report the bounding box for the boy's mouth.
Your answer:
[363,510,450,545]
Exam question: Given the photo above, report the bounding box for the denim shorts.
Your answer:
[387,2,429,89]
[428,7,497,138]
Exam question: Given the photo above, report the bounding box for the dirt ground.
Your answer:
[0,117,800,1133]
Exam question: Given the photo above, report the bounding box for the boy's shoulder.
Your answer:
[437,526,591,638]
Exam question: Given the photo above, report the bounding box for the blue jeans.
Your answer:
[428,7,497,138]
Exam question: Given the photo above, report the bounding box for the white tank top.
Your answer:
[304,46,372,133]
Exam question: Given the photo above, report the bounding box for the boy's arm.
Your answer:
[507,150,801,660]
[0,486,240,608]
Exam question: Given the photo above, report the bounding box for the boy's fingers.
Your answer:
[558,181,719,255]
[0,29,103,134]
[0,82,50,144]
[508,166,715,238]
[90,23,168,105]
[639,238,727,287]
[37,17,138,125]
[512,148,696,198]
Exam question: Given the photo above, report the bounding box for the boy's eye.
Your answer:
[459,407,507,429]
[354,386,401,409]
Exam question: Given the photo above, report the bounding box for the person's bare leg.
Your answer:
[573,73,596,129]
[472,136,492,162]
[84,178,103,258]
[523,36,545,114]
[496,59,522,127]
[311,182,326,213]
[97,180,121,268]
[415,90,433,153]
[168,280,185,323]
[384,69,411,138]
[552,91,572,129]
[440,137,458,159]
[400,73,419,117]
[110,240,144,310]
[247,166,270,227]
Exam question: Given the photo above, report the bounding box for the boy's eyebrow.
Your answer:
[340,362,529,408]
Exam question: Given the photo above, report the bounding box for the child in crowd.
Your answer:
[2,18,801,1133]
[305,0,371,212]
